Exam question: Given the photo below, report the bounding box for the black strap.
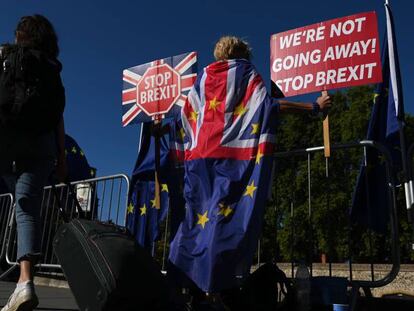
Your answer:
[51,182,84,223]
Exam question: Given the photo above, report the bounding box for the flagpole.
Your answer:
[385,1,413,221]
[385,2,414,253]
[154,118,161,210]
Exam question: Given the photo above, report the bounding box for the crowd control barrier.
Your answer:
[3,174,129,271]
[263,140,399,310]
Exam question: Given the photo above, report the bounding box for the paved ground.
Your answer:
[0,281,78,310]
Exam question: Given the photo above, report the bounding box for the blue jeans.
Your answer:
[0,132,56,261]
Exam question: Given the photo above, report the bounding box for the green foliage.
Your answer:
[260,86,414,264]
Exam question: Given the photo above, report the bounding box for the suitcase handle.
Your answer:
[51,182,84,223]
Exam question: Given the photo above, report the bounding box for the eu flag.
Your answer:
[127,121,186,249]
[126,123,170,249]
[169,59,278,292]
[351,3,404,232]
[126,180,170,248]
[65,134,95,181]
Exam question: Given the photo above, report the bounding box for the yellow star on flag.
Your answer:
[244,180,257,198]
[150,198,158,208]
[373,93,379,104]
[209,97,221,112]
[255,150,264,165]
[197,211,209,229]
[251,123,260,135]
[234,102,247,117]
[139,204,147,216]
[80,150,85,157]
[161,184,169,192]
[189,111,198,122]
[179,128,186,140]
[71,147,77,154]
[218,203,233,217]
[127,203,134,214]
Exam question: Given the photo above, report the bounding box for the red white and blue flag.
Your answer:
[122,52,197,125]
[169,59,279,292]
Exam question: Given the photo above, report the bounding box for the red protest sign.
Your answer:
[270,12,382,97]
[122,52,197,126]
[136,63,181,117]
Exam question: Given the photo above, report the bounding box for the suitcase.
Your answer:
[52,185,168,311]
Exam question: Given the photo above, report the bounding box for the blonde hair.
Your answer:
[213,36,251,61]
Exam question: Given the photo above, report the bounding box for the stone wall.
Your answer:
[275,263,414,297]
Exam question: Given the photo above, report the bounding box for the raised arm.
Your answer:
[278,91,332,114]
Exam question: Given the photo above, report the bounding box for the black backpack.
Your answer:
[0,43,65,136]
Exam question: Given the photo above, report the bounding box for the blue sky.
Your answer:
[0,0,412,177]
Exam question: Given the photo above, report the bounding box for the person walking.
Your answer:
[0,14,66,311]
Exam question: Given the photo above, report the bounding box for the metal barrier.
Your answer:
[408,142,414,249]
[0,193,13,262]
[265,140,399,309]
[4,174,130,270]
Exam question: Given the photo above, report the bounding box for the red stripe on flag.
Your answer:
[183,98,197,135]
[181,74,197,90]
[169,149,185,163]
[185,142,275,161]
[122,106,141,127]
[122,89,136,103]
[231,74,263,123]
[196,61,229,152]
[242,74,263,105]
[175,52,197,73]
[123,75,139,85]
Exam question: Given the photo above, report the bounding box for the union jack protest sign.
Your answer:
[122,52,197,126]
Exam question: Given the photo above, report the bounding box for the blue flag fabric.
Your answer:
[126,180,170,247]
[169,59,278,292]
[351,5,403,232]
[65,134,95,181]
[126,121,184,249]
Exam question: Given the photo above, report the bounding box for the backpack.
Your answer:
[0,43,65,136]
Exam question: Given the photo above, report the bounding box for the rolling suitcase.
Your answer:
[52,184,168,311]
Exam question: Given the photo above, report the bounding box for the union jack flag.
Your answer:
[122,52,197,126]
[169,59,279,292]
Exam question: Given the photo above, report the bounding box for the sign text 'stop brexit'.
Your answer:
[137,64,180,116]
[270,12,382,97]
[122,52,197,126]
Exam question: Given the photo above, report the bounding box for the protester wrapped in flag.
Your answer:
[127,121,185,249]
[351,2,405,232]
[169,36,331,293]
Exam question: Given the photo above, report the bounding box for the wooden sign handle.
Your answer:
[323,115,330,158]
[154,118,161,209]
[322,91,330,158]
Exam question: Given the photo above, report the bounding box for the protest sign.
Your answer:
[271,12,382,97]
[122,52,197,126]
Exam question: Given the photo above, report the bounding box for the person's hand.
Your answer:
[55,156,68,183]
[316,91,332,113]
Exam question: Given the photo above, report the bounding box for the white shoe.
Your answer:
[1,283,38,311]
